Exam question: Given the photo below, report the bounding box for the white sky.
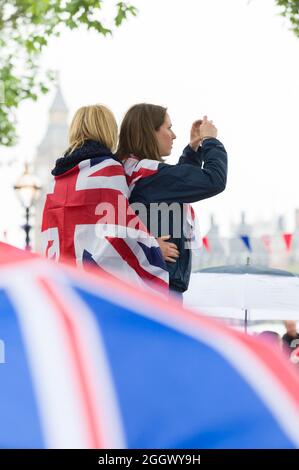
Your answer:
[1,0,299,247]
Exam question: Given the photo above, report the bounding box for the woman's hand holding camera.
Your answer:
[189,115,217,150]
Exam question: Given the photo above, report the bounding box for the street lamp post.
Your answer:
[14,164,42,250]
[23,207,31,250]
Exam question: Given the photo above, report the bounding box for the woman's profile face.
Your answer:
[155,113,176,157]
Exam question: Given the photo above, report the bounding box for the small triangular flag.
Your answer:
[240,235,252,252]
[261,235,271,251]
[283,233,293,251]
[202,236,210,251]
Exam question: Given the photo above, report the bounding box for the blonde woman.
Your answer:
[41,104,169,293]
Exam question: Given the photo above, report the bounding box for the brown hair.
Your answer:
[117,103,167,161]
[66,104,118,154]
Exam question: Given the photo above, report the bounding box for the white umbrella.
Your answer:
[184,264,299,328]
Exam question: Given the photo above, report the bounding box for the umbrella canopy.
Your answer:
[201,264,296,277]
[184,264,299,321]
[1,243,299,449]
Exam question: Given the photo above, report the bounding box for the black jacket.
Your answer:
[128,138,228,292]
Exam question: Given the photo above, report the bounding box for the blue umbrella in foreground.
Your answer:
[1,243,299,448]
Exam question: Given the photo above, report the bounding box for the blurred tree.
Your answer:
[276,0,299,37]
[0,0,137,146]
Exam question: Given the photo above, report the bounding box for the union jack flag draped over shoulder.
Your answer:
[41,146,168,294]
[123,156,202,250]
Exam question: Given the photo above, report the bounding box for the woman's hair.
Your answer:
[66,104,118,154]
[117,103,167,161]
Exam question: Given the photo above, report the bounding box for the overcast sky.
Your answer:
[1,0,299,246]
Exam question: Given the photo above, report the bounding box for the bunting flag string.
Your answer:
[199,233,294,253]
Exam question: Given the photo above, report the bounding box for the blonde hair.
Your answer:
[67,104,118,154]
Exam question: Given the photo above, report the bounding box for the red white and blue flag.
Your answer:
[1,242,299,448]
[124,156,202,249]
[41,157,168,293]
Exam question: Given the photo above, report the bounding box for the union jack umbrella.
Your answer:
[1,242,299,448]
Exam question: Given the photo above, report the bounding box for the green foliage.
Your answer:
[0,0,137,146]
[276,0,299,37]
